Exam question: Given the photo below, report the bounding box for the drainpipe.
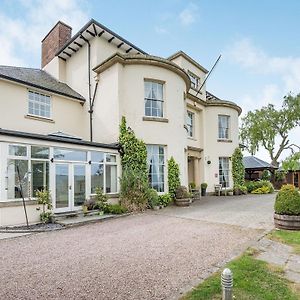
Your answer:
[80,34,93,142]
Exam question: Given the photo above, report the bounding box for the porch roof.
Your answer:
[0,128,119,150]
[243,156,277,171]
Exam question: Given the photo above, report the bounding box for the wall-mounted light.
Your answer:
[207,160,211,165]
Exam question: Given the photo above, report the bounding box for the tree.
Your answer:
[240,93,300,167]
[282,152,300,172]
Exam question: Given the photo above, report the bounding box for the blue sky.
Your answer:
[1,0,299,163]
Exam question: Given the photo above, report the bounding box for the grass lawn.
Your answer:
[181,249,299,300]
[269,229,300,254]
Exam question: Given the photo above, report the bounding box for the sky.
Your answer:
[0,0,299,164]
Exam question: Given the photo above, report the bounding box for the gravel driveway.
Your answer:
[0,194,275,300]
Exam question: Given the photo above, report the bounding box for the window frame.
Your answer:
[218,115,230,140]
[219,157,230,188]
[144,80,164,118]
[188,71,201,91]
[146,145,165,193]
[186,111,194,138]
[28,90,52,119]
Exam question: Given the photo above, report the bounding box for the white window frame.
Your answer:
[219,157,230,188]
[146,145,165,193]
[144,80,164,118]
[28,90,52,119]
[90,152,118,195]
[188,72,200,90]
[218,115,230,140]
[187,111,194,138]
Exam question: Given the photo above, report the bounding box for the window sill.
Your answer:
[217,139,232,143]
[143,116,169,123]
[187,136,197,141]
[25,114,54,123]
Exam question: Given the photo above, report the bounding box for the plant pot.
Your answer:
[175,198,191,207]
[201,189,206,197]
[274,213,300,230]
[153,206,160,211]
[228,191,233,196]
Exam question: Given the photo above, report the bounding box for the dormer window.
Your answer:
[188,72,200,90]
[28,91,51,119]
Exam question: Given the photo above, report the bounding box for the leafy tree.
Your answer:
[167,157,181,199]
[282,152,300,171]
[231,147,245,188]
[240,93,300,167]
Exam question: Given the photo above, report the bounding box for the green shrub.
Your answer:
[280,184,296,191]
[93,187,108,211]
[234,184,248,195]
[275,170,286,181]
[148,188,159,208]
[158,193,172,207]
[232,147,245,188]
[189,182,196,190]
[36,189,52,223]
[251,186,270,194]
[201,183,208,189]
[246,180,274,194]
[105,204,128,214]
[120,167,149,212]
[175,186,190,199]
[261,170,271,181]
[119,117,150,212]
[275,188,300,215]
[168,157,181,199]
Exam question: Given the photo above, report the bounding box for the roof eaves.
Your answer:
[0,74,85,102]
[55,18,147,57]
[168,51,209,74]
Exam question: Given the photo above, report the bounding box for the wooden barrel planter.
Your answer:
[274,213,300,230]
[175,198,191,207]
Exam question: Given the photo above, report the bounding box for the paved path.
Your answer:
[255,237,300,283]
[0,194,275,300]
[158,193,275,230]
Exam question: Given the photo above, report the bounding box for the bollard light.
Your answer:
[221,268,233,300]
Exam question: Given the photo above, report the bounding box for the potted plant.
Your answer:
[227,189,233,196]
[93,187,108,215]
[175,186,191,207]
[274,184,300,230]
[201,183,208,196]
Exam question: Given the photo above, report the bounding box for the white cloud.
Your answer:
[227,38,300,94]
[179,3,199,26]
[0,0,89,67]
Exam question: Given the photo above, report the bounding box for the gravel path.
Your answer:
[0,213,261,300]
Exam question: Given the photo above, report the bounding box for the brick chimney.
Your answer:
[41,21,72,68]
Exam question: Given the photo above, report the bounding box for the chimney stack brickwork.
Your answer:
[41,21,72,68]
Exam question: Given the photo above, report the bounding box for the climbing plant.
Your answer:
[168,156,181,199]
[119,116,149,211]
[232,147,245,188]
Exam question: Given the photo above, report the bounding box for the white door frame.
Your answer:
[53,162,87,213]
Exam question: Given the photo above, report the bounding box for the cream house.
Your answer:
[0,19,241,226]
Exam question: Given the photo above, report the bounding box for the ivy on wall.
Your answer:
[119,116,149,211]
[232,147,245,188]
[168,156,181,199]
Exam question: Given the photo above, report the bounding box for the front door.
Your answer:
[54,163,86,212]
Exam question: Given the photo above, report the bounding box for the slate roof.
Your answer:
[0,65,85,101]
[243,156,277,170]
